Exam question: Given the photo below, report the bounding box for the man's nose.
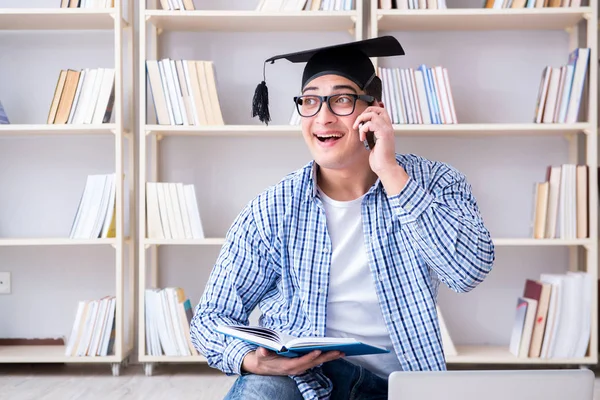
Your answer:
[315,100,337,124]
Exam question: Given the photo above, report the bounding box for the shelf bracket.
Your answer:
[564,26,574,35]
[110,128,117,135]
[348,27,355,37]
[157,28,164,36]
[108,13,116,21]
[156,133,164,141]
[110,242,118,249]
[377,15,383,21]
[350,15,357,23]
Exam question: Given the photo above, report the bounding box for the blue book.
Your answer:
[0,101,9,124]
[216,324,390,358]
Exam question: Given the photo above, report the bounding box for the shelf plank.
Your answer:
[139,354,208,362]
[493,238,593,247]
[0,9,121,30]
[0,238,118,246]
[145,10,357,31]
[0,345,122,363]
[144,238,226,246]
[144,123,591,137]
[143,238,592,247]
[377,7,593,31]
[447,345,595,364]
[0,124,117,136]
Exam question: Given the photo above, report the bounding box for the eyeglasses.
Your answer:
[293,93,375,118]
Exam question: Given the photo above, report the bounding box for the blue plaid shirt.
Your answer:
[190,153,495,400]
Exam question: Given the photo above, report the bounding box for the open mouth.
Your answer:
[314,134,343,143]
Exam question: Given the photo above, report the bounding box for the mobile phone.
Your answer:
[359,122,376,150]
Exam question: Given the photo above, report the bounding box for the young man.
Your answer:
[190,36,495,400]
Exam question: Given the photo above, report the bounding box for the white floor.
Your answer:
[1,363,600,399]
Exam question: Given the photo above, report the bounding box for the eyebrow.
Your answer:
[302,84,359,94]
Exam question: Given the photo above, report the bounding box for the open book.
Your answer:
[216,324,390,358]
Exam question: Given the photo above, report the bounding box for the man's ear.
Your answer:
[377,100,385,108]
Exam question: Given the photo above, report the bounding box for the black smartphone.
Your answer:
[359,122,376,150]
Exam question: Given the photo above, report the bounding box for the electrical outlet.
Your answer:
[0,272,11,294]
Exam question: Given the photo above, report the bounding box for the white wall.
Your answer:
[0,0,587,353]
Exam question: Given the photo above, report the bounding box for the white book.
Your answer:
[65,301,88,356]
[146,182,164,239]
[84,68,105,124]
[414,70,431,124]
[100,174,116,238]
[72,68,97,125]
[167,183,186,239]
[167,288,191,356]
[176,183,193,239]
[99,297,116,356]
[157,60,176,125]
[67,69,86,124]
[156,183,173,239]
[160,59,183,125]
[393,68,407,124]
[92,68,115,124]
[184,184,205,239]
[88,297,109,356]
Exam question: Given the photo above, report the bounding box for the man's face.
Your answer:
[298,74,371,171]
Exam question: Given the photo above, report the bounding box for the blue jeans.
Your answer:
[224,358,388,400]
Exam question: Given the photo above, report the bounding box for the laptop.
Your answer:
[388,369,595,400]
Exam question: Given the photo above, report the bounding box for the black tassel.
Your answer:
[252,80,270,125]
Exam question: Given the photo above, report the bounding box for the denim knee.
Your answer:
[224,374,304,400]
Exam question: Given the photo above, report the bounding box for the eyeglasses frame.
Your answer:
[292,93,376,118]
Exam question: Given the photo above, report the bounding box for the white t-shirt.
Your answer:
[318,187,403,379]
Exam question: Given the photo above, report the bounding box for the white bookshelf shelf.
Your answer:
[142,238,592,247]
[447,345,595,365]
[0,9,126,30]
[144,123,590,137]
[144,238,225,246]
[0,345,124,363]
[0,124,118,136]
[376,7,592,31]
[145,10,358,32]
[0,238,119,247]
[139,354,207,363]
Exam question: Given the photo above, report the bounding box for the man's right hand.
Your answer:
[241,347,344,376]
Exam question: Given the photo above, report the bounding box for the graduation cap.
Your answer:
[252,35,405,125]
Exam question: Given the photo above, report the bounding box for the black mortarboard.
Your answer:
[251,35,405,125]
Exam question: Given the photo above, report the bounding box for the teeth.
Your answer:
[315,135,341,138]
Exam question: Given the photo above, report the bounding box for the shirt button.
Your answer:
[314,330,318,335]
[318,288,323,294]
[405,203,412,210]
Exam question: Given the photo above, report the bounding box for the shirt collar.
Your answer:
[305,160,385,202]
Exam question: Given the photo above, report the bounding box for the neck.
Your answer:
[316,162,378,201]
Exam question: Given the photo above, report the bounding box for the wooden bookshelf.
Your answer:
[371,0,598,367]
[138,0,365,375]
[138,0,598,373]
[0,1,135,376]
